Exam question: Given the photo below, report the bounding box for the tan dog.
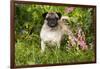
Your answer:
[40,12,70,52]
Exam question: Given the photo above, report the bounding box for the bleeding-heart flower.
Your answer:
[77,28,88,50]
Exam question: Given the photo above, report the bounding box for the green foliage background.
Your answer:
[15,4,95,66]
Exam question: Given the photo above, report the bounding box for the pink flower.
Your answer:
[78,38,88,50]
[77,28,88,50]
[65,7,75,13]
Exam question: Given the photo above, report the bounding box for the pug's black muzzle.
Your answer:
[47,19,58,27]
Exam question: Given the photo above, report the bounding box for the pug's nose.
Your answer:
[51,23,55,26]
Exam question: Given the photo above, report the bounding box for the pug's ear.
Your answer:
[42,12,48,18]
[56,12,62,19]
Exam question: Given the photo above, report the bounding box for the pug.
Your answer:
[40,12,69,52]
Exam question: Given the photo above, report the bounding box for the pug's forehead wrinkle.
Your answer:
[46,13,59,18]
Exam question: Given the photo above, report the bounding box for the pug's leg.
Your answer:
[57,42,60,49]
[41,41,45,53]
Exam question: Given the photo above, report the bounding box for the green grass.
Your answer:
[15,35,95,66]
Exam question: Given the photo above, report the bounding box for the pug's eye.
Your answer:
[46,18,49,20]
[55,17,59,20]
[62,19,69,23]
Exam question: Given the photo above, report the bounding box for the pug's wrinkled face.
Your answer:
[43,12,61,28]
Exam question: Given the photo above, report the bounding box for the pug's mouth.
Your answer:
[47,22,58,28]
